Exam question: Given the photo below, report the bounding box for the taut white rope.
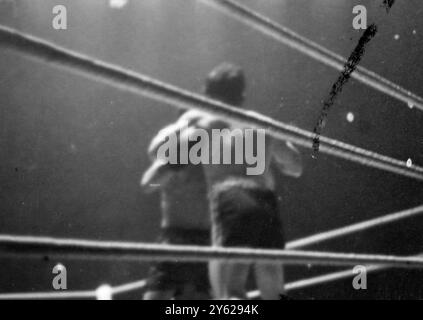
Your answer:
[286,204,423,249]
[0,26,422,181]
[247,265,383,299]
[0,280,146,300]
[1,235,423,268]
[0,290,97,300]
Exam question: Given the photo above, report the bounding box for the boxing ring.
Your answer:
[0,0,422,299]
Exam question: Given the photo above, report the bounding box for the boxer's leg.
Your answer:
[209,180,260,300]
[255,263,285,300]
[209,259,249,299]
[254,189,286,300]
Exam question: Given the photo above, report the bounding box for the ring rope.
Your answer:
[0,280,148,300]
[0,269,358,299]
[2,235,423,269]
[286,204,423,249]
[1,203,423,299]
[0,258,419,300]
[199,0,423,112]
[0,290,97,300]
[247,265,384,299]
[111,279,147,295]
[0,26,422,181]
[0,268,377,299]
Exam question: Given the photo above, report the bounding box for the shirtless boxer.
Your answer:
[178,63,303,299]
[140,113,211,300]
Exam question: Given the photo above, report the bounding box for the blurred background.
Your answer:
[0,0,422,299]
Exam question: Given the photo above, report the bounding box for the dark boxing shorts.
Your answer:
[209,179,285,249]
[145,227,211,296]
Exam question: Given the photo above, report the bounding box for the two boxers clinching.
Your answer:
[141,63,303,300]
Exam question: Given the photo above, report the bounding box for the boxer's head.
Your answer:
[205,63,245,107]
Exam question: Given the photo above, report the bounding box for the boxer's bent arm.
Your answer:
[270,139,303,178]
[242,110,303,177]
[143,115,203,192]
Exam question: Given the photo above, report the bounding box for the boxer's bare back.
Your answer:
[178,109,303,299]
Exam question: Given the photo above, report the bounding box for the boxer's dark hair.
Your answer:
[205,63,245,106]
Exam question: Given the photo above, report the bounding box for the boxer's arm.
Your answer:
[147,110,204,160]
[271,139,303,178]
[241,109,303,177]
[143,111,205,192]
[144,121,182,193]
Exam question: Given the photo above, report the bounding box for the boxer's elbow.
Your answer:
[284,163,303,178]
[140,171,157,194]
[140,161,170,193]
[289,152,303,178]
[276,151,303,178]
[140,171,153,189]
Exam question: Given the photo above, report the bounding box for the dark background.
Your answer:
[0,0,422,299]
